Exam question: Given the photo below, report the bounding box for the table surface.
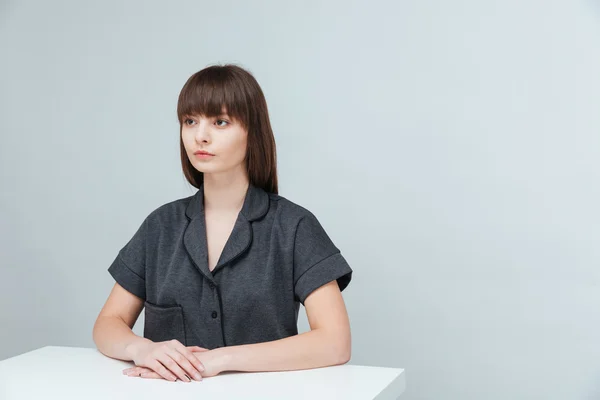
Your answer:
[0,346,405,399]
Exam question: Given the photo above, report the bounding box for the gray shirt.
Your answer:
[108,182,353,349]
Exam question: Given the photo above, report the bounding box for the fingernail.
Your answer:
[184,374,191,382]
[193,373,202,380]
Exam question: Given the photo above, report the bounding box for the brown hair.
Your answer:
[177,63,278,194]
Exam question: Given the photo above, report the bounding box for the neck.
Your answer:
[202,172,249,213]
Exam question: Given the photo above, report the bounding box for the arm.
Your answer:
[93,315,152,361]
[206,280,351,373]
[97,216,151,361]
[93,282,152,361]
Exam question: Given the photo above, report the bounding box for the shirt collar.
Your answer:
[185,180,270,222]
[183,180,270,281]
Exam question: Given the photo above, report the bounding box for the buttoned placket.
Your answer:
[181,181,270,348]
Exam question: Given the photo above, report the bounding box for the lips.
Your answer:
[194,151,214,156]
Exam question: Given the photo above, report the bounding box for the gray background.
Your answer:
[1,1,599,399]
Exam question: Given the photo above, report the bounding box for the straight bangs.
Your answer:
[176,69,250,130]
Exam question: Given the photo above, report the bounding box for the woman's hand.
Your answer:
[124,339,208,382]
[123,346,228,380]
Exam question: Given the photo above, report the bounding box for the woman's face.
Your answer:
[181,108,248,177]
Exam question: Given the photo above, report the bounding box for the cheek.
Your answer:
[237,135,248,152]
[181,133,195,153]
[224,134,247,159]
[235,137,248,160]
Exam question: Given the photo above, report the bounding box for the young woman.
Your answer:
[92,64,353,382]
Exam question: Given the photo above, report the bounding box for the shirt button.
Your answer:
[209,282,215,289]
[211,311,218,319]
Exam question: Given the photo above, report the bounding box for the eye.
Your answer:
[216,119,229,127]
[184,118,195,126]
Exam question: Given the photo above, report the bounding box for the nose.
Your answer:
[194,118,211,142]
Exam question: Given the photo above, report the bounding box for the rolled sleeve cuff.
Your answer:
[295,252,352,305]
[108,254,146,300]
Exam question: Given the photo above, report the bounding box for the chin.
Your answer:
[192,164,223,174]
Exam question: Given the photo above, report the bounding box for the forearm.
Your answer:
[93,316,151,361]
[216,329,350,373]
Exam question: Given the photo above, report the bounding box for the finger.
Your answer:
[125,367,151,377]
[123,366,144,373]
[167,345,204,381]
[187,346,209,352]
[140,370,162,379]
[158,352,191,382]
[126,367,162,379]
[173,343,206,377]
[173,341,206,375]
[150,359,178,382]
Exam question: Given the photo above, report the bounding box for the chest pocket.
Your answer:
[143,301,187,345]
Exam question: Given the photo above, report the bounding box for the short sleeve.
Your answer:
[293,212,353,305]
[107,217,148,300]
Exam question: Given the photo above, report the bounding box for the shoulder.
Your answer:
[266,192,320,226]
[141,194,195,228]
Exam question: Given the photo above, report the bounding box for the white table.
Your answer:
[0,346,405,399]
